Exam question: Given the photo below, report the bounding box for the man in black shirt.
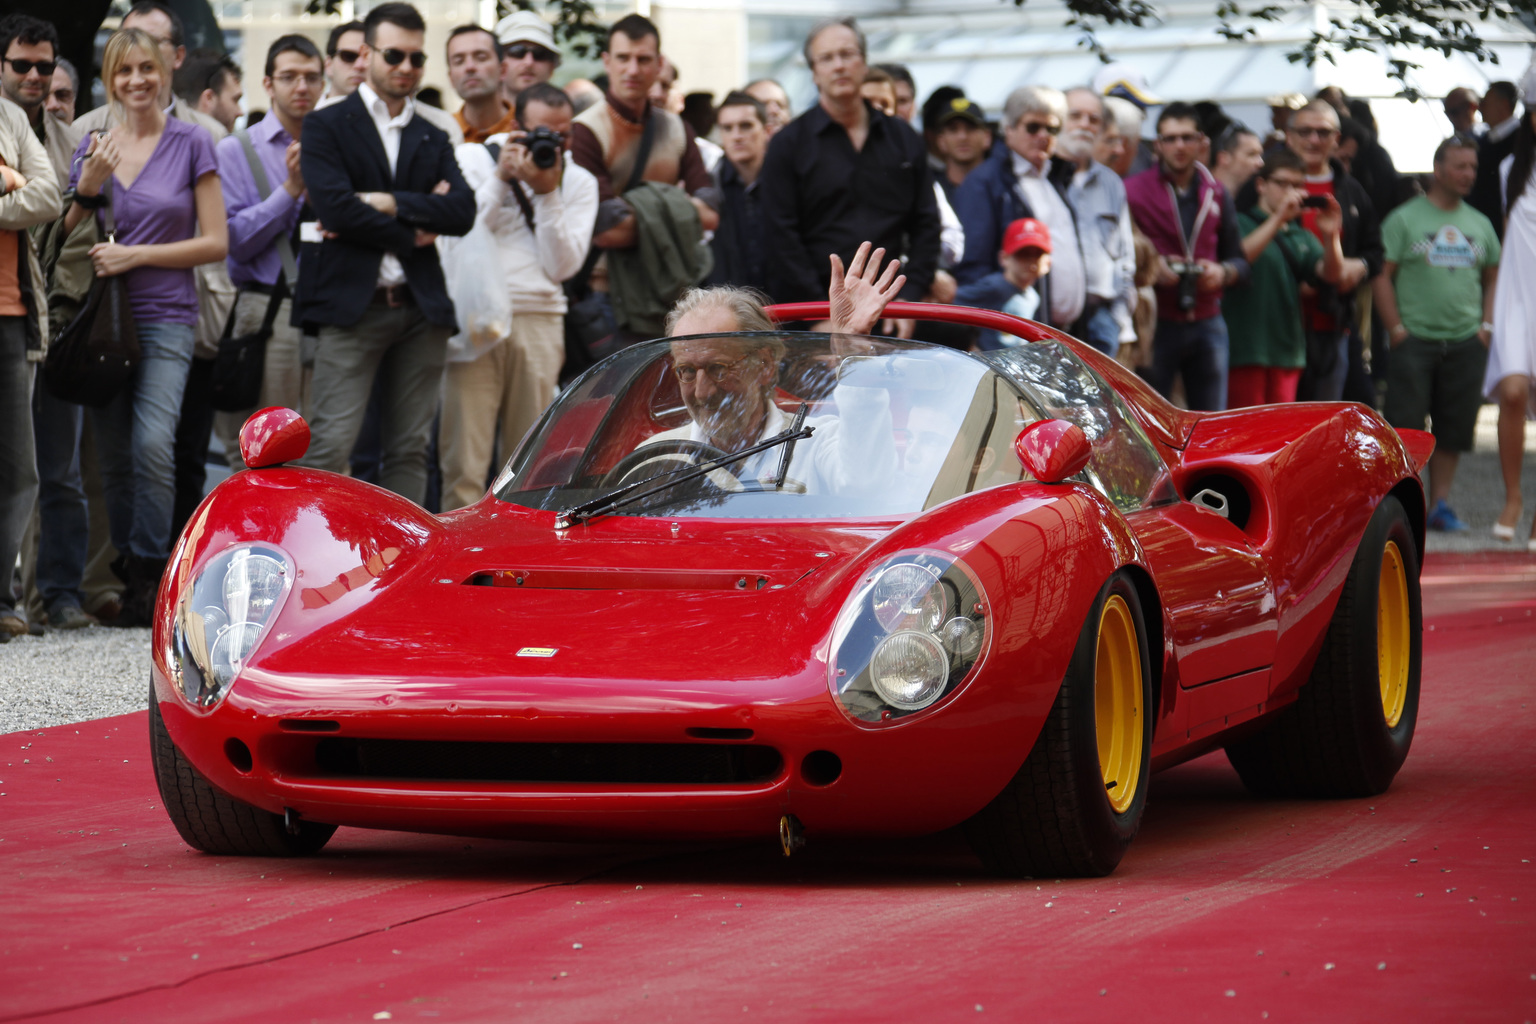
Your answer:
[758,16,939,325]
[707,91,770,293]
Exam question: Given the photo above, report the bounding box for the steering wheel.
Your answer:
[602,439,747,493]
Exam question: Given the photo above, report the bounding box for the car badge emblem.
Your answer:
[516,647,558,658]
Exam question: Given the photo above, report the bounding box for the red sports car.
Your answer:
[150,303,1432,877]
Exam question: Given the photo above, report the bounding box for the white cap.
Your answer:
[1092,62,1160,110]
[495,11,558,53]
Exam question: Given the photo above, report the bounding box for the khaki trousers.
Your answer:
[214,293,311,468]
[439,311,564,510]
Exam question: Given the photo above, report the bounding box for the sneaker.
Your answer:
[1427,499,1470,533]
[46,604,99,630]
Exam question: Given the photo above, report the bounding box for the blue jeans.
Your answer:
[92,321,194,561]
[1083,305,1121,358]
[1146,315,1229,412]
[1,317,39,610]
[32,383,89,613]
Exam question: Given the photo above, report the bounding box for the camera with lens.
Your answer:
[522,126,563,170]
[1165,258,1202,314]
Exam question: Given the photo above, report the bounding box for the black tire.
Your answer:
[965,571,1154,878]
[1225,494,1422,798]
[149,688,336,856]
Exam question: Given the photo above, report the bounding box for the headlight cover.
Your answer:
[170,544,294,708]
[829,552,989,725]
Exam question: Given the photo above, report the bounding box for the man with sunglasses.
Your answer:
[1124,100,1249,411]
[954,85,1085,334]
[0,15,80,186]
[495,12,561,106]
[322,21,366,105]
[294,2,475,507]
[1272,99,1381,402]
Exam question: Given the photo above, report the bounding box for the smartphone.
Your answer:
[1299,194,1330,209]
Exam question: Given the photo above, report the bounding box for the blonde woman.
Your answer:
[64,27,227,625]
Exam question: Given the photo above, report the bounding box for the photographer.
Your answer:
[439,82,598,511]
[1222,150,1344,407]
[1125,101,1249,411]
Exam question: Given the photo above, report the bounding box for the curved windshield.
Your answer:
[494,334,1042,519]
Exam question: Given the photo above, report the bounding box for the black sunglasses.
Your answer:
[332,48,360,64]
[1021,120,1060,136]
[380,48,426,69]
[505,43,557,63]
[3,57,56,77]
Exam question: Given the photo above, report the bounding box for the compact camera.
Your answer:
[1165,258,1203,313]
[523,126,563,170]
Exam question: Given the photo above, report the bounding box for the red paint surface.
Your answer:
[3,552,1532,1022]
[237,407,310,469]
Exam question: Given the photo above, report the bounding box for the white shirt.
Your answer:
[1012,152,1085,326]
[449,142,599,322]
[358,82,416,287]
[1487,114,1520,145]
[642,384,897,496]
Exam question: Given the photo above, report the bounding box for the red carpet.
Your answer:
[3,552,1533,1023]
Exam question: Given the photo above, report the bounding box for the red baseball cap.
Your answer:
[1002,218,1051,255]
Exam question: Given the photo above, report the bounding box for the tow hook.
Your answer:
[778,814,805,857]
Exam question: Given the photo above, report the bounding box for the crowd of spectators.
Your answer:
[2,2,1535,640]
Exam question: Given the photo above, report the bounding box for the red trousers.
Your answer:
[1228,366,1302,407]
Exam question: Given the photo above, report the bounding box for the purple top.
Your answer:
[69,117,218,326]
[215,115,303,289]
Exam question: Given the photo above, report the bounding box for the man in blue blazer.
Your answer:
[294,2,475,505]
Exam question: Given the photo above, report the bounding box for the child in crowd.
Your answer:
[956,218,1051,349]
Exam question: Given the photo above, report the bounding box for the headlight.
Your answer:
[829,552,989,725]
[170,545,294,708]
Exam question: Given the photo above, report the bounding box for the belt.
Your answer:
[372,284,414,308]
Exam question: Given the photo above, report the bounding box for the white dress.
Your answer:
[1484,156,1536,411]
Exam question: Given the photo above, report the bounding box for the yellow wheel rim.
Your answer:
[1377,541,1411,728]
[1095,594,1144,815]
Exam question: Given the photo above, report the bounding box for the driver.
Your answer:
[635,244,908,494]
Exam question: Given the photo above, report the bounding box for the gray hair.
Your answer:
[56,56,80,96]
[802,17,866,68]
[665,285,775,335]
[1103,95,1144,137]
[1002,85,1067,130]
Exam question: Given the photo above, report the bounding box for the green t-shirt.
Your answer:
[1222,210,1323,369]
[1382,195,1500,341]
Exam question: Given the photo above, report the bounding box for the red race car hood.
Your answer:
[245,506,894,703]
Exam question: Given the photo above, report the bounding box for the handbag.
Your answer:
[209,128,297,413]
[43,182,140,408]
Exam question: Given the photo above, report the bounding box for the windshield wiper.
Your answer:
[774,403,809,491]
[554,424,815,529]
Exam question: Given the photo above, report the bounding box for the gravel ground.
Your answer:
[2,406,1531,735]
[0,626,150,734]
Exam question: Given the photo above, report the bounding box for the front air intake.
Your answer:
[311,738,783,785]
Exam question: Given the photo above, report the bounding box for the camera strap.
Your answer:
[1163,170,1218,263]
[484,141,538,233]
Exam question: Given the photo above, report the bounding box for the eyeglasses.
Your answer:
[1021,120,1060,136]
[332,49,361,64]
[505,43,557,63]
[1157,132,1203,145]
[673,354,757,384]
[380,48,426,69]
[2,57,57,77]
[273,72,323,88]
[1288,126,1337,139]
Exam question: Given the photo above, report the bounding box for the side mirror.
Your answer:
[239,407,310,469]
[1014,418,1091,484]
